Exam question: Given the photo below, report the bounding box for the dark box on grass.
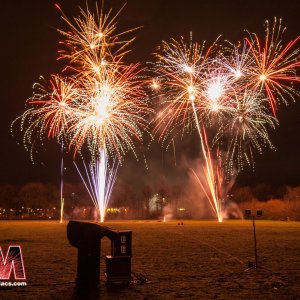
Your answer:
[105,255,131,282]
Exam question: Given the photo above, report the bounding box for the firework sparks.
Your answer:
[74,149,118,223]
[13,75,78,152]
[55,4,150,222]
[13,3,151,222]
[153,18,300,222]
[68,64,149,160]
[153,36,216,142]
[214,90,277,175]
[190,134,225,222]
[12,75,78,223]
[221,40,253,80]
[12,9,300,224]
[245,17,300,115]
[153,36,224,221]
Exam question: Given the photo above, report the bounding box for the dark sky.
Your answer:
[1,0,300,188]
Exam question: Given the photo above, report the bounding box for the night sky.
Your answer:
[2,0,300,188]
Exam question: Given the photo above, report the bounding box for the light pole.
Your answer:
[244,209,262,268]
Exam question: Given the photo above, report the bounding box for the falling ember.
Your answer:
[163,216,166,222]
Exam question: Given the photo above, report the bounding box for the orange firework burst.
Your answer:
[68,63,150,160]
[14,3,151,162]
[57,3,140,78]
[153,35,218,143]
[13,3,151,223]
[54,3,151,160]
[12,75,78,153]
[245,17,300,115]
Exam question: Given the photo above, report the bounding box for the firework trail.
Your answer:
[190,135,225,222]
[60,141,64,223]
[74,149,118,223]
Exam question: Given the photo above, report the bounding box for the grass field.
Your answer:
[0,220,300,299]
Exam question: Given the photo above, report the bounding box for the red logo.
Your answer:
[0,246,26,280]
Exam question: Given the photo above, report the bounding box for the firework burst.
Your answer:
[153,35,217,142]
[245,17,300,114]
[13,75,77,152]
[68,64,149,160]
[214,90,277,175]
[13,3,151,222]
[153,36,225,221]
[153,18,300,222]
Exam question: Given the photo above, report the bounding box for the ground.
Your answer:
[0,220,300,299]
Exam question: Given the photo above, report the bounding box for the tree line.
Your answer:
[0,182,299,220]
